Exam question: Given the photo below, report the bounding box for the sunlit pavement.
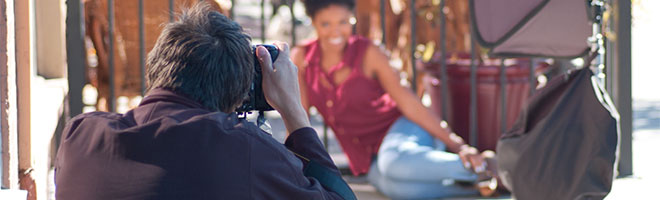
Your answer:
[606,100,660,200]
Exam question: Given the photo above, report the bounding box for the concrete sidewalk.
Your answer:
[606,100,660,199]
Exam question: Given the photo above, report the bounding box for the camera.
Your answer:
[235,44,279,113]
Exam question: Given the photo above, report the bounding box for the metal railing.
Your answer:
[65,0,632,176]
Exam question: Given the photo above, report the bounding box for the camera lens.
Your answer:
[235,44,278,113]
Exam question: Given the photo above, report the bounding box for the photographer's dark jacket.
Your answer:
[55,88,346,199]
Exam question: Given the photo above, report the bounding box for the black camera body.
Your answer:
[235,44,279,113]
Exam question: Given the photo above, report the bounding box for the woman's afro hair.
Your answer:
[301,0,355,18]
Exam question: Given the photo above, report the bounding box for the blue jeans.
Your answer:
[367,117,479,199]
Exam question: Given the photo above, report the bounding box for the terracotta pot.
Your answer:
[421,53,549,151]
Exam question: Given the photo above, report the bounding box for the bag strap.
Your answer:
[304,160,358,200]
[290,151,357,200]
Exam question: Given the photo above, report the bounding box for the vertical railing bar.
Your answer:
[410,0,417,92]
[469,28,477,147]
[380,0,386,45]
[323,124,329,151]
[169,0,174,22]
[139,0,146,96]
[352,6,357,34]
[529,58,535,96]
[230,0,235,19]
[108,0,116,112]
[500,59,507,136]
[261,0,266,42]
[605,34,614,94]
[439,0,448,120]
[289,0,297,45]
[66,0,86,117]
[615,0,632,176]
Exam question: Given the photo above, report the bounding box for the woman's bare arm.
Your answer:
[363,44,466,152]
[363,44,485,170]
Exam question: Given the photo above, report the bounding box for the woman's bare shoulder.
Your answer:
[364,42,388,59]
[363,43,391,74]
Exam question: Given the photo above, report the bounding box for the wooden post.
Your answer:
[16,0,36,198]
[16,0,33,178]
[1,0,20,189]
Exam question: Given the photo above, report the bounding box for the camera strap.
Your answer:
[290,151,357,200]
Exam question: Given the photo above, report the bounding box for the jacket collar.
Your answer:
[139,88,206,110]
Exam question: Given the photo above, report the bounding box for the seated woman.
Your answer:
[291,0,497,199]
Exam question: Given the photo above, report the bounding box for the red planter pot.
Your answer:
[421,54,547,151]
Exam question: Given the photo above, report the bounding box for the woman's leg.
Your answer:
[367,117,478,198]
[377,117,477,182]
[367,162,478,200]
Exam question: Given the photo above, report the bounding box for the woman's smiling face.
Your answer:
[311,4,353,51]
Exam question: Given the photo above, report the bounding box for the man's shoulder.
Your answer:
[63,109,287,153]
[70,111,123,121]
[165,112,284,147]
[64,111,127,132]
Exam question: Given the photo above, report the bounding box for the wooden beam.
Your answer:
[1,0,20,189]
[16,0,33,174]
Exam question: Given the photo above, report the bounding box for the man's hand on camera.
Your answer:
[257,42,311,134]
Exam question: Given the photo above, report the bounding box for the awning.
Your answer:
[470,0,592,58]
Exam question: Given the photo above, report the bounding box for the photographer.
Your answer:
[55,3,353,199]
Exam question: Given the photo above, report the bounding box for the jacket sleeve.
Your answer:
[284,127,342,174]
[249,127,346,199]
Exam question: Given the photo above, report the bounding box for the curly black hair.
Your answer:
[302,0,355,19]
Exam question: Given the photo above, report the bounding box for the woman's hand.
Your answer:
[457,145,486,174]
[256,42,311,134]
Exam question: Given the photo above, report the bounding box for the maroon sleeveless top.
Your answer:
[302,36,402,175]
